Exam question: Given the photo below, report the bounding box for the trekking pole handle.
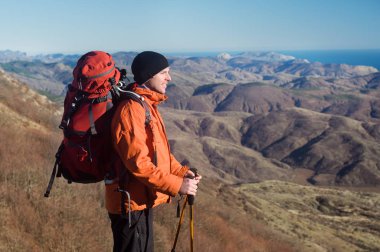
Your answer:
[188,168,198,205]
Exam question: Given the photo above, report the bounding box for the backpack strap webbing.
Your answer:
[44,142,64,197]
[86,66,115,80]
[59,91,85,130]
[88,91,114,135]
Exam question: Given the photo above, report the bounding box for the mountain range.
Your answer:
[1,49,379,187]
[1,50,378,94]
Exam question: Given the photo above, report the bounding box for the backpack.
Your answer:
[44,51,150,197]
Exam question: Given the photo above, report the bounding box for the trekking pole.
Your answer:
[189,195,194,252]
[188,168,198,252]
[171,196,188,252]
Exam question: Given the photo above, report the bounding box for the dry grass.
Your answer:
[152,177,300,252]
[0,117,113,251]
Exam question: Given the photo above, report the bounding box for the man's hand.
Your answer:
[185,169,202,180]
[179,170,202,195]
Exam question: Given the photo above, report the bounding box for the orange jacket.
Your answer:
[105,85,189,214]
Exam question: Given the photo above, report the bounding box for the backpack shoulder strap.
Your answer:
[122,91,151,125]
[116,90,152,221]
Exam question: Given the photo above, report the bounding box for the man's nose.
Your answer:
[166,73,171,81]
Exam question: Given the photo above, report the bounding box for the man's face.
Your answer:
[145,67,171,94]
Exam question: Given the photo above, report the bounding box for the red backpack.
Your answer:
[44,51,150,197]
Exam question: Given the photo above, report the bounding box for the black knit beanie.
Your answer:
[131,51,169,85]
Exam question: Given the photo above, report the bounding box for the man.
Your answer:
[106,51,201,252]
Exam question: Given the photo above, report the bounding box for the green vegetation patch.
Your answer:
[0,62,35,77]
[193,83,231,95]
[323,93,361,102]
[37,89,65,103]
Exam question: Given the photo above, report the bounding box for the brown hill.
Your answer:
[162,108,295,184]
[162,106,380,186]
[164,77,380,123]
[240,108,380,186]
[320,93,375,121]
[332,72,380,89]
[281,76,335,89]
[165,82,298,114]
[215,83,295,113]
[165,83,234,112]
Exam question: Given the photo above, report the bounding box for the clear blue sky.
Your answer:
[0,0,379,55]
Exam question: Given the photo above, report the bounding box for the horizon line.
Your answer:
[1,48,380,56]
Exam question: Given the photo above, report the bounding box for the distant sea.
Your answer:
[278,49,380,70]
[168,49,380,71]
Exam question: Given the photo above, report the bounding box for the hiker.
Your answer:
[106,51,202,252]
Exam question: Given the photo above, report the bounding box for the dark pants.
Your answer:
[108,209,154,252]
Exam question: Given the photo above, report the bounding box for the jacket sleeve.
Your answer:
[112,101,183,196]
[170,154,189,177]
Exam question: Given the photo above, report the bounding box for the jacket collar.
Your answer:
[131,83,168,105]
